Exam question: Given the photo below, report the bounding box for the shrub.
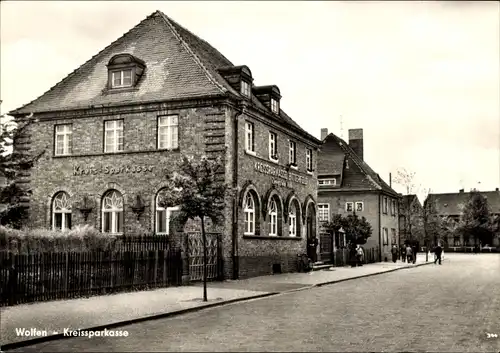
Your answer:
[0,225,118,254]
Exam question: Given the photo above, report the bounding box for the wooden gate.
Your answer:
[187,232,221,281]
[319,232,333,263]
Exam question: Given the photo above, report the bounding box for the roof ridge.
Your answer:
[157,11,227,95]
[10,11,161,115]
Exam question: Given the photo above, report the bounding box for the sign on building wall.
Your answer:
[73,164,160,176]
[254,161,309,188]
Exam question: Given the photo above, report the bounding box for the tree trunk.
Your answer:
[201,216,208,302]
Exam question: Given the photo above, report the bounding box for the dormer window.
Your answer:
[241,80,251,97]
[107,53,146,90]
[271,98,279,114]
[111,69,133,88]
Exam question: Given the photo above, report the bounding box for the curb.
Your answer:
[1,260,441,351]
[0,292,279,351]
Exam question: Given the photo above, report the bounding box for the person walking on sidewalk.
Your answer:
[349,243,357,267]
[411,244,418,264]
[400,245,406,263]
[406,244,413,263]
[391,244,398,263]
[434,243,443,265]
[356,244,364,266]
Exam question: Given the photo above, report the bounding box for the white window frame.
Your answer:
[383,228,389,245]
[289,207,297,237]
[102,190,124,234]
[391,228,397,245]
[355,201,364,212]
[156,191,180,235]
[383,197,388,214]
[111,69,133,88]
[54,124,72,156]
[346,202,354,212]
[52,192,72,231]
[104,120,124,153]
[241,80,251,97]
[158,115,179,150]
[318,179,336,186]
[269,132,278,161]
[318,203,330,222]
[269,199,278,236]
[244,193,256,235]
[306,149,313,172]
[289,140,296,165]
[271,98,279,114]
[245,121,255,154]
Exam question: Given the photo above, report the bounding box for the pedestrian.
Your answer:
[401,245,406,263]
[406,244,413,263]
[473,244,479,254]
[434,243,443,265]
[391,244,398,263]
[349,243,357,267]
[308,236,319,263]
[412,244,418,264]
[356,244,364,266]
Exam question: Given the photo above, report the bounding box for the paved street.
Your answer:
[8,254,500,352]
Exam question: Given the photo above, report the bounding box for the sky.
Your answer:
[1,1,499,201]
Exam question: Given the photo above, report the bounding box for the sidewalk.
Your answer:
[1,253,436,350]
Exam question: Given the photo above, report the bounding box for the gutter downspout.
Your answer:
[379,193,382,262]
[232,102,246,280]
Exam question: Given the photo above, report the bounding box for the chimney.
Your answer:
[321,128,328,140]
[348,128,364,160]
[389,173,392,187]
[459,189,464,193]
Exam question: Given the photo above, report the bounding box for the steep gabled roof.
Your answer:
[399,194,422,214]
[10,11,320,144]
[318,133,399,196]
[426,190,500,216]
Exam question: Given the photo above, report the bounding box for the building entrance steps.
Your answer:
[1,253,437,351]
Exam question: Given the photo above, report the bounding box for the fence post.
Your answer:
[217,233,224,281]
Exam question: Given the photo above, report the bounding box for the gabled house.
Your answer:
[8,10,322,280]
[398,194,424,246]
[425,188,500,249]
[317,128,401,262]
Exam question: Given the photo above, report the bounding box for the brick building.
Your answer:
[425,189,500,249]
[317,128,400,261]
[9,11,322,279]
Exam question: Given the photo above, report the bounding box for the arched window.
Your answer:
[102,190,124,234]
[244,193,255,235]
[269,199,278,236]
[156,189,180,234]
[52,192,72,231]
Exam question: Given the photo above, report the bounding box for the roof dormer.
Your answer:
[106,53,146,90]
[217,65,253,98]
[253,85,281,114]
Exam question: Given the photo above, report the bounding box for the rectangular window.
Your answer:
[104,120,123,153]
[241,81,251,97]
[289,141,296,165]
[318,179,336,186]
[245,122,255,153]
[157,209,166,233]
[318,204,330,222]
[383,228,389,245]
[54,124,72,156]
[158,115,179,149]
[306,148,313,172]
[346,202,353,212]
[111,69,133,88]
[355,202,364,212]
[269,132,278,160]
[391,228,397,245]
[271,98,279,113]
[289,214,296,237]
[383,197,388,214]
[391,200,397,216]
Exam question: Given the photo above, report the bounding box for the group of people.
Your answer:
[349,243,365,267]
[391,243,418,264]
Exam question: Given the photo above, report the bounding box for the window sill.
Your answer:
[243,235,302,240]
[158,147,180,152]
[245,150,257,157]
[307,170,314,175]
[289,164,298,171]
[103,87,139,95]
[269,158,279,164]
[54,153,72,157]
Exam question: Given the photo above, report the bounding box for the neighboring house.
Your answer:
[317,128,401,262]
[425,188,500,249]
[8,10,322,280]
[398,194,424,246]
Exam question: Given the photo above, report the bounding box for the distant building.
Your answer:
[425,188,500,249]
[398,194,424,246]
[317,128,401,262]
